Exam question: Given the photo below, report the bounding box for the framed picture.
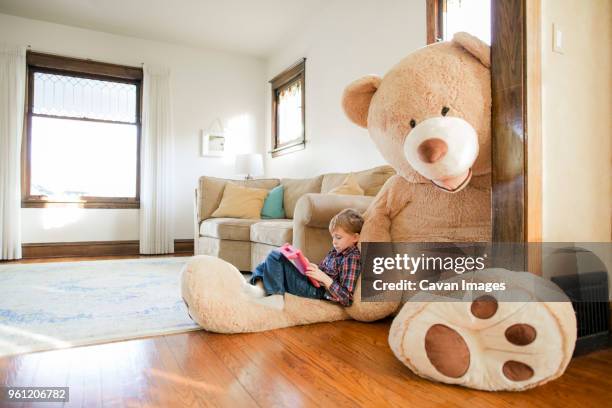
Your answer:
[201,132,225,157]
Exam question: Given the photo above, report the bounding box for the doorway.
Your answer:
[427,0,542,267]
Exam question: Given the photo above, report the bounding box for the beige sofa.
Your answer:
[194,165,395,271]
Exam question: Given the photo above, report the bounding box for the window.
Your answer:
[23,52,143,208]
[269,59,305,157]
[426,0,491,45]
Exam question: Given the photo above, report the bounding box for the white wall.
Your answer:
[541,0,612,243]
[264,0,426,178]
[0,13,266,243]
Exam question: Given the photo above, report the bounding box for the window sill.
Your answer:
[270,140,306,158]
[21,199,140,209]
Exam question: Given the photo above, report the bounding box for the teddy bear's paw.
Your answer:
[389,295,576,391]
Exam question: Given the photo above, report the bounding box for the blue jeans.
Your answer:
[250,250,326,299]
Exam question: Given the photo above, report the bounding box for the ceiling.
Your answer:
[0,0,329,57]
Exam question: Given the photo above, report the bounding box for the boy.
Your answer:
[249,208,363,307]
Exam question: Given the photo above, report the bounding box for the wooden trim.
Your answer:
[269,140,306,158]
[174,239,195,254]
[426,0,444,44]
[269,58,306,87]
[490,0,542,274]
[22,51,142,209]
[27,51,143,80]
[525,0,543,275]
[491,0,526,246]
[31,112,137,126]
[21,239,194,259]
[525,0,542,244]
[21,199,140,209]
[270,59,306,157]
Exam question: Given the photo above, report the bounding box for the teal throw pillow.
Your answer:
[261,185,285,219]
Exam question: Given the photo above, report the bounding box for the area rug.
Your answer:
[0,257,200,357]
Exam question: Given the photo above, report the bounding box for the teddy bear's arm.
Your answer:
[361,175,412,242]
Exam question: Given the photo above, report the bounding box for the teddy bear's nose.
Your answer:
[417,138,448,163]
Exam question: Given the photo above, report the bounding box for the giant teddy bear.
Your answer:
[181,33,576,391]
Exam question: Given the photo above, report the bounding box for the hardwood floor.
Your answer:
[1,256,611,407]
[1,321,611,407]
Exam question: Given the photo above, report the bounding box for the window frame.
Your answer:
[269,58,306,158]
[426,0,445,44]
[22,51,143,209]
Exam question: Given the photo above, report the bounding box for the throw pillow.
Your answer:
[211,183,269,219]
[328,174,364,195]
[261,185,286,219]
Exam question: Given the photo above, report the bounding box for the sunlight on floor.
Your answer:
[0,324,73,353]
[149,367,224,393]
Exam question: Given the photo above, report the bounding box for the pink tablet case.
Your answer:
[279,243,321,288]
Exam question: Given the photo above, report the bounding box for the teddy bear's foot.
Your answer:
[388,270,576,391]
[240,279,265,298]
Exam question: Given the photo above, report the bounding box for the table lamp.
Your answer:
[235,153,264,180]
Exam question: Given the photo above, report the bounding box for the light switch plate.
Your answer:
[553,23,564,54]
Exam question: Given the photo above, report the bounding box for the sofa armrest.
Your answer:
[194,188,201,254]
[293,193,374,229]
[293,193,374,263]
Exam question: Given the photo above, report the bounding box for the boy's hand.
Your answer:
[305,264,333,287]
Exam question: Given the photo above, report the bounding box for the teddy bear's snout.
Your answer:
[417,138,448,163]
[403,116,479,183]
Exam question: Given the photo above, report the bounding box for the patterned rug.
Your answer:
[0,257,200,357]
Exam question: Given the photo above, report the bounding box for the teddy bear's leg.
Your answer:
[181,255,294,333]
[181,255,349,333]
[345,276,401,321]
[388,271,577,391]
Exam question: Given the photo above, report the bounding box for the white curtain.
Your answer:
[139,65,175,254]
[0,44,26,260]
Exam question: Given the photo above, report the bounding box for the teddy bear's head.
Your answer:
[342,32,491,192]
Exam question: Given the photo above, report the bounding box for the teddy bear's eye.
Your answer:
[409,119,416,128]
[441,106,450,116]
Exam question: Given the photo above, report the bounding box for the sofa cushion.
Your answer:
[198,176,280,221]
[250,219,293,247]
[321,165,395,196]
[211,183,269,219]
[251,242,281,270]
[200,218,259,241]
[327,174,364,196]
[280,176,323,219]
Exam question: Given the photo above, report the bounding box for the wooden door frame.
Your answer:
[427,0,542,268]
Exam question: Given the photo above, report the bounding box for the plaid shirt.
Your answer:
[318,245,361,306]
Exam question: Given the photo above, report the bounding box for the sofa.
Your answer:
[194,165,395,271]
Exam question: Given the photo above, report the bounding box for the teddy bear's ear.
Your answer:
[342,75,382,128]
[452,32,490,68]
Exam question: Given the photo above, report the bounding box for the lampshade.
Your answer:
[235,153,264,177]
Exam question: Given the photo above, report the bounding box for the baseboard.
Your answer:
[173,239,194,254]
[21,239,194,259]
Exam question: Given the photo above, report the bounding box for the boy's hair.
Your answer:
[329,208,364,234]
